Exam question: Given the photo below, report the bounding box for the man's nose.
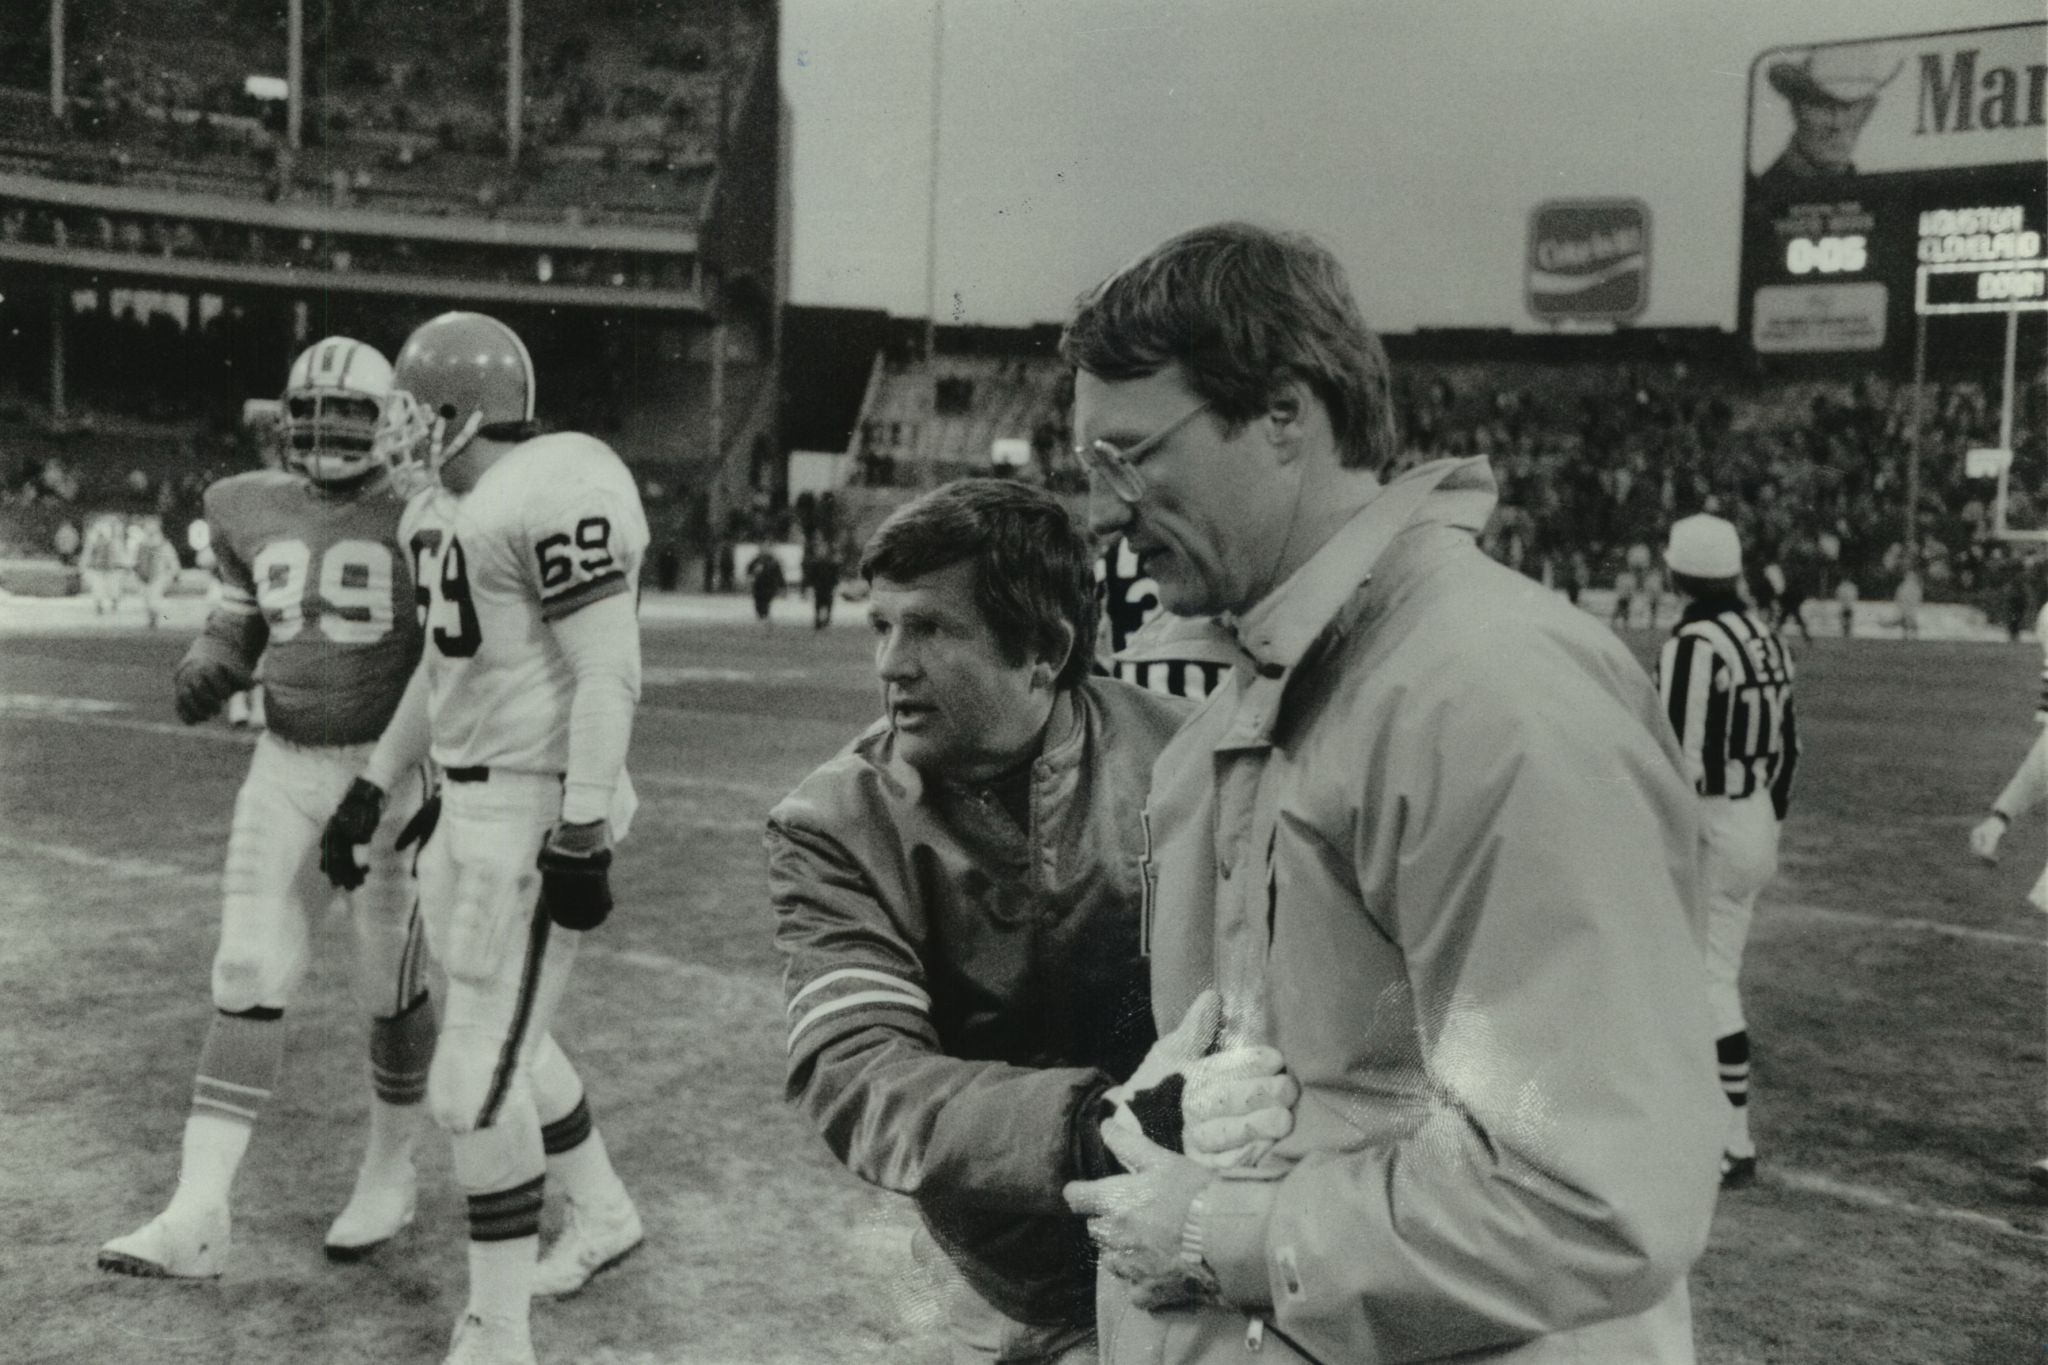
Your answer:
[1086,478,1133,541]
[876,632,919,681]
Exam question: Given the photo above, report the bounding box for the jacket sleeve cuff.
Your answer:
[1201,1170,1281,1309]
[1066,1075,1120,1181]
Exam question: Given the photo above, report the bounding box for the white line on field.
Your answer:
[0,697,845,746]
[0,706,256,745]
[1766,1166,2048,1243]
[581,942,776,1000]
[1772,900,2044,949]
[0,834,214,888]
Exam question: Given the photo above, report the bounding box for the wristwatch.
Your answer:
[1178,1188,1223,1301]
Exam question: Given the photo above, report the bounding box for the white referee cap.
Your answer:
[1665,514,1742,578]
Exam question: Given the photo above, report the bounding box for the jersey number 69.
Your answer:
[410,529,484,658]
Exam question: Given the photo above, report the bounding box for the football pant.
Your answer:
[417,772,582,1135]
[1699,793,1780,1040]
[212,735,427,1015]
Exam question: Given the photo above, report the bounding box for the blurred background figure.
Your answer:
[81,515,128,616]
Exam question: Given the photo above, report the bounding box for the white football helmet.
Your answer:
[281,337,395,486]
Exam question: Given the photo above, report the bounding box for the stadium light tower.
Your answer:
[48,0,63,118]
[286,0,302,149]
[923,0,944,361]
[507,0,524,165]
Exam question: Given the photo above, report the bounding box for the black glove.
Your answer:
[320,778,386,891]
[538,820,613,930]
[173,655,251,726]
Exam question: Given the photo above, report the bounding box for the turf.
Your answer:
[2,613,2044,1363]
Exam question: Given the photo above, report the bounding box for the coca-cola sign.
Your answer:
[1526,199,1650,322]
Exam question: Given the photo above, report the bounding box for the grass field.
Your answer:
[2,600,2045,1364]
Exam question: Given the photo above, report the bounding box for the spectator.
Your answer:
[1896,564,1923,640]
[804,541,840,630]
[747,545,785,623]
[1612,560,1640,630]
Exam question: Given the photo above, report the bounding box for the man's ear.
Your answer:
[1265,376,1313,463]
[1034,618,1078,689]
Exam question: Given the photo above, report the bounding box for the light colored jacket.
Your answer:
[770,678,1190,1328]
[1103,458,1724,1365]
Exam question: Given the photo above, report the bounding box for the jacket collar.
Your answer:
[1224,456,1498,679]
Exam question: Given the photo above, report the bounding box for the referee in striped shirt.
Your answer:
[1096,537,1232,700]
[1656,513,1800,1190]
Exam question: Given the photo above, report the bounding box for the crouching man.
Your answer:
[769,480,1291,1363]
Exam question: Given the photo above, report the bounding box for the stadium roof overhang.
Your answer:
[0,240,709,314]
[0,171,698,255]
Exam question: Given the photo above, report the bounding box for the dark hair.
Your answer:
[860,479,1097,688]
[1061,221,1397,472]
[1671,571,1741,600]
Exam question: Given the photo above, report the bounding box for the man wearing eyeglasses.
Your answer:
[1060,222,1724,1365]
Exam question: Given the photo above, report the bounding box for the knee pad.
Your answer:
[210,942,289,1014]
[442,859,534,986]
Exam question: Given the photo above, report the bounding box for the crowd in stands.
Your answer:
[1385,360,2048,616]
[0,0,763,226]
[860,352,2046,624]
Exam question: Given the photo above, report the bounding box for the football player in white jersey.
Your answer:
[99,337,437,1279]
[1966,601,2048,1191]
[320,312,644,1365]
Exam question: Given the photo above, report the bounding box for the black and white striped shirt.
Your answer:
[1097,539,1230,701]
[1657,598,1800,817]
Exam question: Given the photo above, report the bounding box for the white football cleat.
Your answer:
[443,1313,538,1365]
[533,1193,643,1298]
[324,1159,418,1262]
[97,1207,230,1279]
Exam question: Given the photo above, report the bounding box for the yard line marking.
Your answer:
[0,707,256,746]
[641,664,815,685]
[573,945,783,1009]
[0,697,848,741]
[0,834,215,888]
[1771,899,2043,949]
[634,772,791,804]
[1766,1166,2048,1244]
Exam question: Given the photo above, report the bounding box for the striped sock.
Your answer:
[1716,1031,1754,1158]
[169,1006,284,1216]
[543,1098,627,1209]
[370,991,435,1109]
[541,1096,593,1158]
[466,1176,544,1327]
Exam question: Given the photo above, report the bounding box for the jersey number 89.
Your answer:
[252,538,395,644]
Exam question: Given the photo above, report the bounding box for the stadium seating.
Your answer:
[0,0,761,226]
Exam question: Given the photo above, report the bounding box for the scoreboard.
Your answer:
[1739,22,2047,363]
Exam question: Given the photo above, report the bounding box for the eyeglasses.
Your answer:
[1073,399,1211,503]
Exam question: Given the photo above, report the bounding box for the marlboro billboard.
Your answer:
[1526,200,1650,323]
[1739,21,2047,360]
